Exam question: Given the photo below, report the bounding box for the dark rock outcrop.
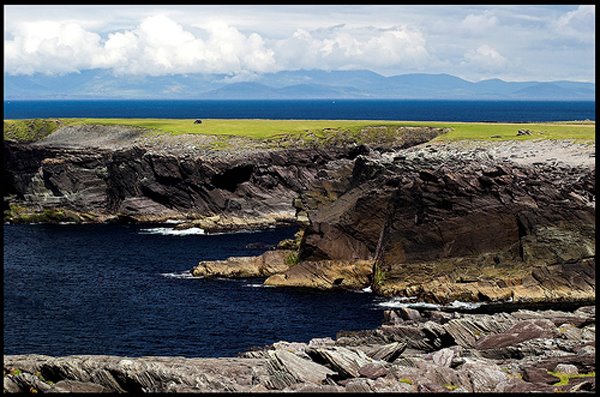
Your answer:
[3,124,442,231]
[4,140,340,228]
[4,306,594,393]
[289,141,595,303]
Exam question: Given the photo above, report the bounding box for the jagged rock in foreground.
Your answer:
[4,306,595,393]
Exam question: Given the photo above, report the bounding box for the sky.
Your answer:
[3,5,595,82]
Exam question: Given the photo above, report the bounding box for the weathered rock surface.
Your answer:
[264,259,373,290]
[293,140,595,303]
[4,306,594,393]
[3,124,441,231]
[191,249,296,278]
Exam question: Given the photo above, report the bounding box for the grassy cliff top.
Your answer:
[3,118,595,143]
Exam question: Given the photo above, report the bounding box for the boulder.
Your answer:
[265,349,336,389]
[554,363,579,375]
[365,342,407,362]
[306,346,374,379]
[475,319,558,350]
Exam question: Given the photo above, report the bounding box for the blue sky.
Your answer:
[3,5,595,82]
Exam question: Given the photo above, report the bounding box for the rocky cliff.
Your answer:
[266,140,595,303]
[3,124,441,231]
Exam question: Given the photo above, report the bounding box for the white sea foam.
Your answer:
[377,297,483,310]
[244,283,275,288]
[163,219,183,224]
[160,271,203,280]
[140,227,205,236]
[361,286,373,293]
[58,221,77,225]
[446,300,484,310]
[377,299,440,310]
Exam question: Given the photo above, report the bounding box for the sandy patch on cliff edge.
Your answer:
[409,139,595,168]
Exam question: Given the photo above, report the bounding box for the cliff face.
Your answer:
[3,125,441,231]
[1,130,341,229]
[271,140,595,303]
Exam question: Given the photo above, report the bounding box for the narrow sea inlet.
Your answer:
[3,224,384,358]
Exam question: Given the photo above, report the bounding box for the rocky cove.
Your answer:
[4,305,596,392]
[191,138,595,306]
[3,122,596,393]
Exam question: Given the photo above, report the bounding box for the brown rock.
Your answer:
[306,346,373,379]
[398,307,421,321]
[297,141,594,304]
[264,259,373,290]
[265,349,336,389]
[51,380,108,393]
[475,319,558,350]
[192,249,296,278]
[358,362,389,379]
[366,342,407,362]
[522,366,560,384]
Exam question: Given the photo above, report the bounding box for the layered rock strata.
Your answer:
[4,306,595,393]
[270,140,595,303]
[191,249,296,278]
[3,124,441,231]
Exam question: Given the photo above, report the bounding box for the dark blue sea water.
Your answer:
[3,99,595,122]
[3,224,384,357]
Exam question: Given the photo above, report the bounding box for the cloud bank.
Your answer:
[5,15,431,77]
[4,5,595,82]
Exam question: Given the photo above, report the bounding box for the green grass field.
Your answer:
[4,118,595,143]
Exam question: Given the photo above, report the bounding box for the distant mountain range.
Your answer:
[3,69,595,100]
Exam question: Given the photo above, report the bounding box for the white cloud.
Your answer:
[556,5,595,42]
[462,44,509,73]
[460,12,498,32]
[4,21,105,75]
[4,15,277,76]
[274,25,430,71]
[2,5,595,82]
[4,15,430,76]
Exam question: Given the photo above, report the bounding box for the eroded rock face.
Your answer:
[296,141,595,303]
[264,259,373,290]
[4,306,595,393]
[4,141,336,229]
[192,250,296,278]
[3,124,443,230]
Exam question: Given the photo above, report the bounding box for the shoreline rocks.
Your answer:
[192,249,297,278]
[264,259,373,290]
[173,137,596,304]
[4,305,595,393]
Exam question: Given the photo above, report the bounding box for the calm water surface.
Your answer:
[3,224,384,357]
[4,99,595,122]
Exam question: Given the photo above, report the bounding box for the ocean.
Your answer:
[3,99,595,122]
[3,224,384,357]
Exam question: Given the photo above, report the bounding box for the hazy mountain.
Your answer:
[4,69,595,100]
